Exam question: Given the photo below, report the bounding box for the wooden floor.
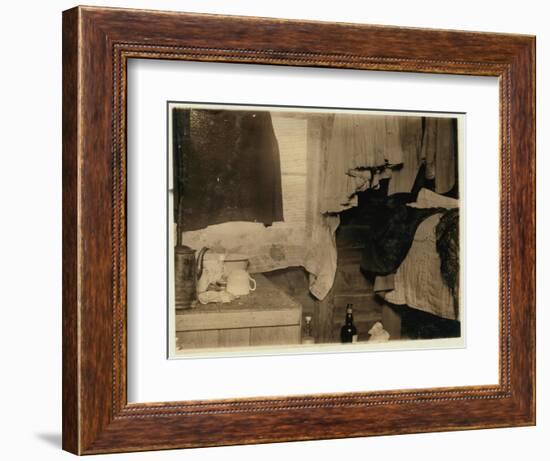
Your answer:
[264,246,388,344]
[330,246,385,342]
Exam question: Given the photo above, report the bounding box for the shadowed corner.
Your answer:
[36,433,62,448]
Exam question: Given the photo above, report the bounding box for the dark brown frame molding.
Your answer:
[62,5,536,455]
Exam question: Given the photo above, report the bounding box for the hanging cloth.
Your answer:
[421,117,458,194]
[173,108,284,231]
[387,116,424,194]
[320,114,405,213]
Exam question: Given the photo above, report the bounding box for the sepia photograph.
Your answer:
[168,102,463,357]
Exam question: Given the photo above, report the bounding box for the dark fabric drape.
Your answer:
[339,164,445,276]
[358,200,445,276]
[436,208,460,315]
[172,108,284,231]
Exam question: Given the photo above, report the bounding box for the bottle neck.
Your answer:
[345,308,354,325]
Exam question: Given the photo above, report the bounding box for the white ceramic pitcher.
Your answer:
[226,269,256,296]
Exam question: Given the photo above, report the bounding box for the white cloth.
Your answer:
[304,215,340,300]
[377,213,457,320]
[408,187,459,209]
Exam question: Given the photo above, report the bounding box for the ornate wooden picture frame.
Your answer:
[62,5,535,455]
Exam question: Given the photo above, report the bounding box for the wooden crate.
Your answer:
[176,274,303,350]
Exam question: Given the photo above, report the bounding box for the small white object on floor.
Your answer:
[368,322,390,342]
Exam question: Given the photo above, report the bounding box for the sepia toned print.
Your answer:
[168,103,462,357]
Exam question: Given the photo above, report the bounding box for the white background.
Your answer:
[0,1,546,460]
[128,61,497,402]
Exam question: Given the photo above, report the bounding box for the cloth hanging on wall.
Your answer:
[301,116,340,300]
[304,214,340,300]
[320,114,405,213]
[387,117,424,194]
[421,117,458,194]
[173,108,284,232]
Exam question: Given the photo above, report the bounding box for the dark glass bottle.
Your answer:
[340,304,358,343]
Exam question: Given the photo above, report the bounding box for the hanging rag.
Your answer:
[387,117,424,194]
[320,114,405,213]
[421,117,458,194]
[172,108,284,231]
